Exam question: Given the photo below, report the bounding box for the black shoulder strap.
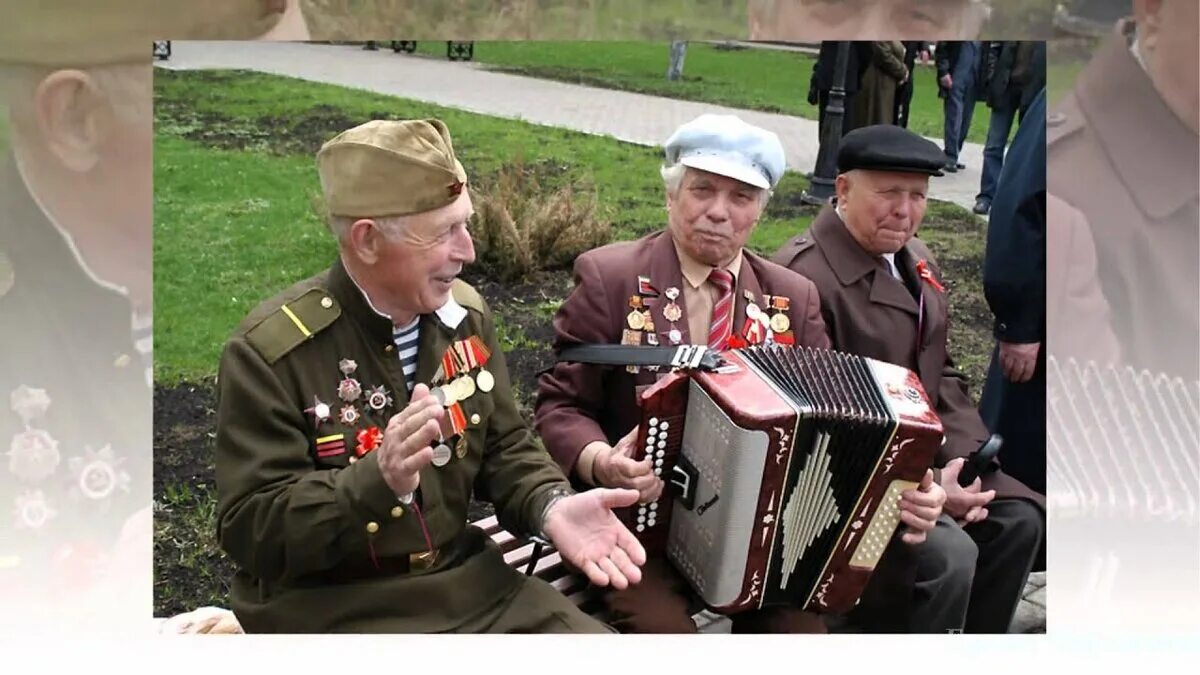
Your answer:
[556,344,725,371]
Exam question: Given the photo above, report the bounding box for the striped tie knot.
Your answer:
[707,268,734,350]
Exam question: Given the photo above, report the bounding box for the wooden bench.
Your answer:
[474,514,728,632]
[158,515,727,632]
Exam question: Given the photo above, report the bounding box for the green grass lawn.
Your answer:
[154,68,817,383]
[302,0,748,40]
[403,41,993,145]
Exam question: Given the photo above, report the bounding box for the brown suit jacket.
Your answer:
[535,229,829,478]
[773,207,1044,510]
[1047,20,1199,382]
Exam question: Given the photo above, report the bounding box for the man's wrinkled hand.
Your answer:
[939,458,995,525]
[377,384,443,497]
[543,488,647,590]
[592,427,663,504]
[999,340,1040,383]
[899,469,945,545]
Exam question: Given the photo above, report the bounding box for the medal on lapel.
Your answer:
[765,295,795,345]
[305,395,333,427]
[337,359,362,403]
[741,293,767,346]
[663,287,683,345]
[366,385,393,412]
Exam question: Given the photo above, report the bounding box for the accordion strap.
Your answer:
[556,344,724,371]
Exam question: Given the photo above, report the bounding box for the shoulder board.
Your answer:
[245,288,341,364]
[450,279,486,314]
[1047,95,1085,147]
[771,235,816,268]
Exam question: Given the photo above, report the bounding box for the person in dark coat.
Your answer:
[978,88,1048,497]
[894,41,930,128]
[808,41,874,138]
[773,126,1046,633]
[972,41,1047,215]
[935,41,984,173]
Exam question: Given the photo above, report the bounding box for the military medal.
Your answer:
[366,385,393,412]
[770,312,790,333]
[621,329,643,346]
[431,443,452,467]
[305,395,333,426]
[355,426,382,457]
[456,374,477,400]
[339,405,361,425]
[627,310,646,331]
[14,491,55,530]
[455,435,469,459]
[476,369,495,393]
[646,332,659,346]
[337,378,362,403]
[668,328,682,344]
[638,276,658,297]
[663,302,682,322]
[70,445,129,501]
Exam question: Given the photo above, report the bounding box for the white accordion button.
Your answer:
[657,440,666,449]
[636,524,645,532]
[649,417,659,427]
[649,502,658,512]
[661,421,670,431]
[654,468,662,476]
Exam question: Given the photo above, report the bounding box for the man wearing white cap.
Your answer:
[536,114,947,632]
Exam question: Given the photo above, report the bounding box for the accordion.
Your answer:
[619,344,943,615]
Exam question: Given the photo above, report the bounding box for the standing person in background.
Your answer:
[979,88,1049,497]
[895,41,930,128]
[973,42,1047,215]
[854,41,909,128]
[936,41,983,173]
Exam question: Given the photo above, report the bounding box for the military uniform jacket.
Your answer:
[214,258,570,633]
[1,156,151,616]
[534,229,829,479]
[1047,21,1199,383]
[772,208,1044,510]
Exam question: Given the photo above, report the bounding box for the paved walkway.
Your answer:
[157,41,987,212]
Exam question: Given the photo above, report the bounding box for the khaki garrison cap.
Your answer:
[0,1,286,66]
[316,119,469,219]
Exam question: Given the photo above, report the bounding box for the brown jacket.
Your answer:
[535,229,829,478]
[772,207,1044,510]
[1047,20,1199,382]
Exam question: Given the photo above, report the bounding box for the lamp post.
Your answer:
[801,41,850,206]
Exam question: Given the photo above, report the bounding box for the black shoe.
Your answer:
[943,161,958,173]
[956,162,966,170]
[973,198,990,215]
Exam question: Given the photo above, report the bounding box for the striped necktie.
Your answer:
[707,268,734,350]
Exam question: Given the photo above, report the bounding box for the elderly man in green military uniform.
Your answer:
[214,118,647,633]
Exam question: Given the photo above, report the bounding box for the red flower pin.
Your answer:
[355,426,382,457]
[915,260,945,293]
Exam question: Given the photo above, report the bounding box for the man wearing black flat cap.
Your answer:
[772,125,1045,633]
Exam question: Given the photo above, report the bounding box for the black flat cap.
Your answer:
[837,125,946,177]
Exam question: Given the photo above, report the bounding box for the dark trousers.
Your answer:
[895,81,914,128]
[959,499,1044,632]
[942,42,980,162]
[976,93,1022,205]
[603,557,827,633]
[842,499,1043,633]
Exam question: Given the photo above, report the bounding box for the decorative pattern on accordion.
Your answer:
[622,345,943,616]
